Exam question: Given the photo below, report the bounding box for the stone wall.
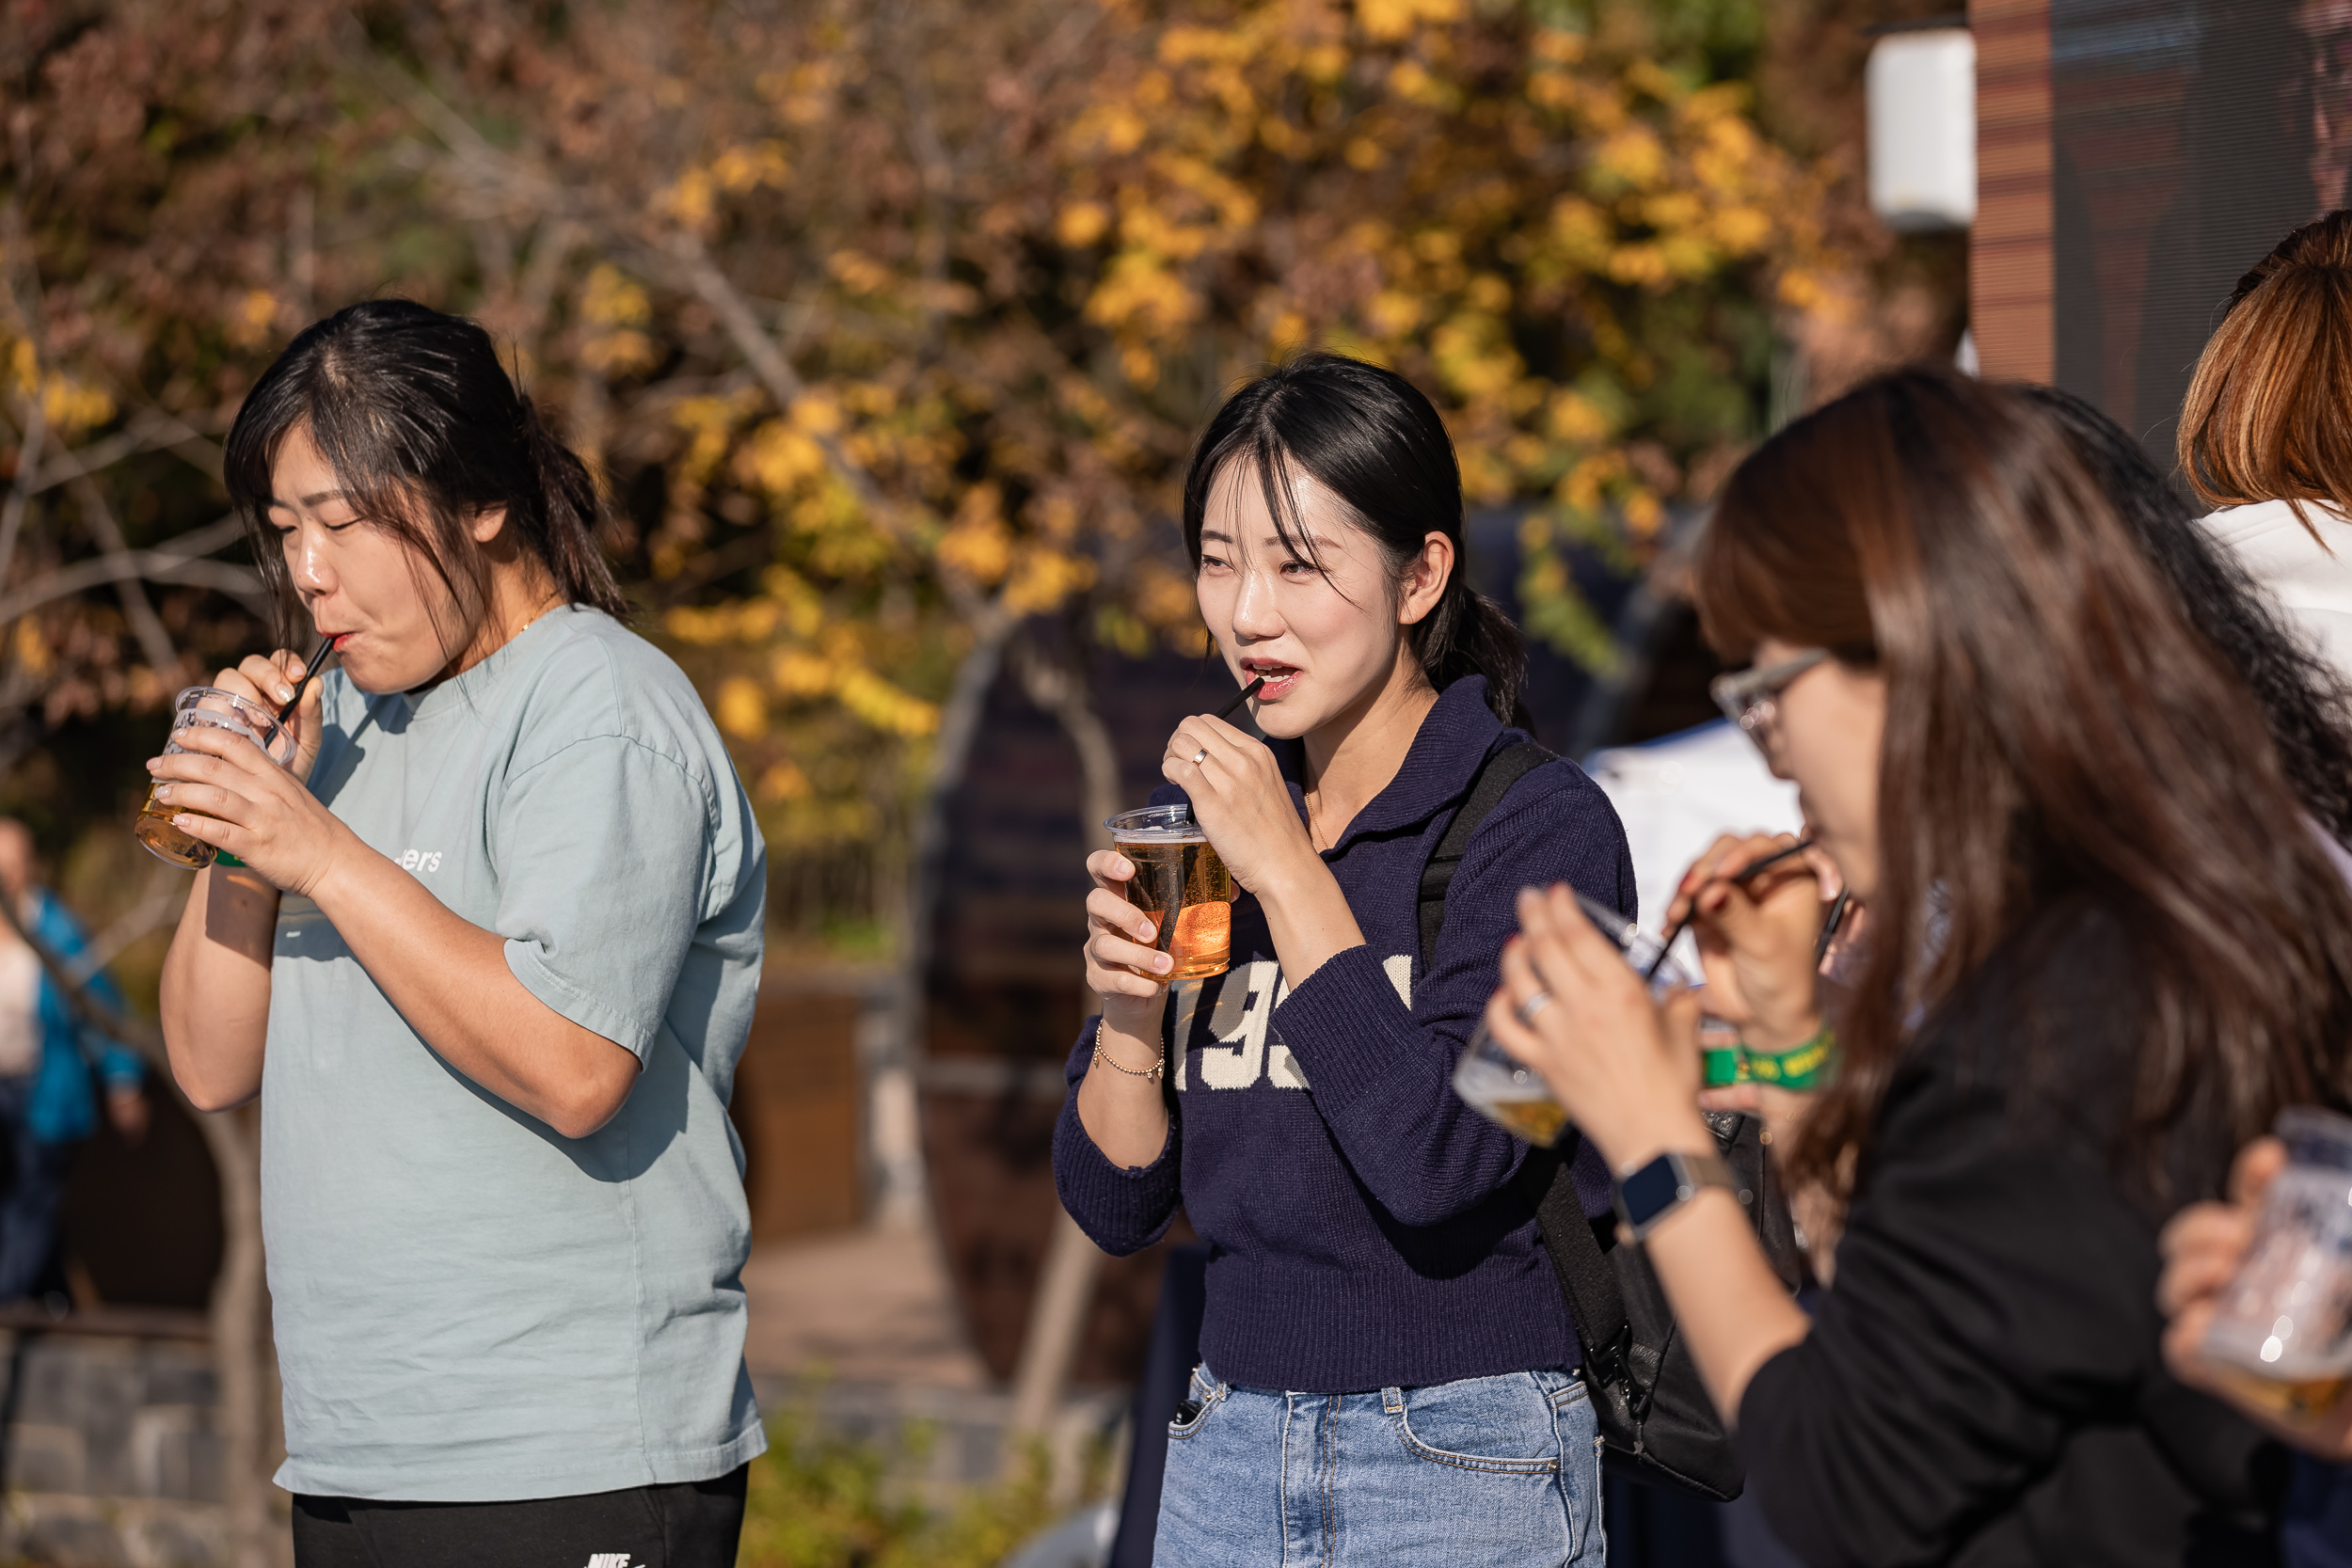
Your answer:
[0,1322,227,1567]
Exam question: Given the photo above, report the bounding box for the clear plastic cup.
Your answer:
[1452,893,1696,1146]
[1105,804,1240,981]
[133,687,298,870]
[2200,1107,2352,1417]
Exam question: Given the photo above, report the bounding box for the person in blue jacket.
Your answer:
[1053,354,1635,1567]
[0,818,146,1304]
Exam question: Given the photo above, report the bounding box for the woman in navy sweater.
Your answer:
[1052,354,1634,1566]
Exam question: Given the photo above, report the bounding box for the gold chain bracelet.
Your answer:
[1090,1021,1166,1085]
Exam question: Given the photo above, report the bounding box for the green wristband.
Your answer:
[213,851,244,868]
[1702,1046,1748,1087]
[1740,1027,1834,1090]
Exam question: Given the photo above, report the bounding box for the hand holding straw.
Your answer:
[1646,836,1817,980]
[276,633,337,725]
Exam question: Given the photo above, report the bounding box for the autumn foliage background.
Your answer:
[0,0,1957,996]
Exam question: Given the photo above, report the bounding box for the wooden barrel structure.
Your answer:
[920,647,1215,1386]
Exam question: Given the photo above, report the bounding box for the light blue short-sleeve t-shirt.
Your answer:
[262,605,769,1501]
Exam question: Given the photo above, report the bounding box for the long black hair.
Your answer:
[1181,353,1530,726]
[2021,385,2352,843]
[224,299,628,650]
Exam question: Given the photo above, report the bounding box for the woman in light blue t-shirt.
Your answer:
[153,300,766,1568]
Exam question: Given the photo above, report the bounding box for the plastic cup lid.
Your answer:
[1104,804,1204,842]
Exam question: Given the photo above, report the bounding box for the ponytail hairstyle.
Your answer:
[2179,208,2352,533]
[223,298,629,653]
[1181,353,1530,726]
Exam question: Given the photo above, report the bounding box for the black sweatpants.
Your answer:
[291,1464,748,1568]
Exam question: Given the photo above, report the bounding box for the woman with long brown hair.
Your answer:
[1486,367,2352,1564]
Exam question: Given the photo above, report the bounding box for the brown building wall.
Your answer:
[1973,0,2054,382]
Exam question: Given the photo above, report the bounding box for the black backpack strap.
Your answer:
[1416,741,1553,974]
[1518,1140,1636,1401]
[1414,739,1641,1409]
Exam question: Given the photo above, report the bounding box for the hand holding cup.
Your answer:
[1667,832,1829,1053]
[1483,882,1710,1172]
[2161,1133,2352,1459]
[1083,848,1178,1029]
[142,648,353,894]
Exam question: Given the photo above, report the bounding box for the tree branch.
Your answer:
[29,407,225,494]
[0,393,47,596]
[67,475,188,677]
[0,516,259,626]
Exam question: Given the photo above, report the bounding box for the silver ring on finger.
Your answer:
[1192,747,1209,766]
[1517,990,1555,1026]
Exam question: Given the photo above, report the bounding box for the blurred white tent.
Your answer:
[1585,719,1804,964]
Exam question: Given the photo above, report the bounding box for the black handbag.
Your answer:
[1420,742,1805,1501]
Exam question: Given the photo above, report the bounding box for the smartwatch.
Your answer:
[1612,1149,1737,1242]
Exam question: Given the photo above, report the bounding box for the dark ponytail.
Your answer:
[225,298,629,652]
[516,396,628,619]
[1181,353,1530,726]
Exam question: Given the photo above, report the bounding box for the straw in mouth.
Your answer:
[1215,675,1267,721]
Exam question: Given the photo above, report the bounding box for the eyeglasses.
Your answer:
[1710,649,1830,756]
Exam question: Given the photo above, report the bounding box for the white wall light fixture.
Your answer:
[1867,27,1977,231]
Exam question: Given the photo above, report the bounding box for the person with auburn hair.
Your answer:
[1485,367,2352,1565]
[2180,208,2352,669]
[154,301,767,1567]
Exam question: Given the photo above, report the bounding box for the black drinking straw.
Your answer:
[1814,887,1854,965]
[275,633,337,725]
[1215,675,1267,721]
[1645,836,1817,980]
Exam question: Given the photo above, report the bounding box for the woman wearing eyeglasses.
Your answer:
[1487,368,2349,1566]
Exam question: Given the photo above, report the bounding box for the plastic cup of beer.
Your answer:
[133,687,298,870]
[1452,893,1696,1147]
[2198,1107,2352,1418]
[1106,804,1240,982]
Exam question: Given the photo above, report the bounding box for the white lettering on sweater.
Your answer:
[1382,955,1415,1007]
[1168,958,1396,1092]
[1264,973,1310,1088]
[1199,959,1277,1087]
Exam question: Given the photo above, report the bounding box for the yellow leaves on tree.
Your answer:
[468,0,1847,868]
[1047,0,1844,644]
[6,340,117,437]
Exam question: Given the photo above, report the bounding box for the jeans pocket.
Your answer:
[1168,1364,1227,1440]
[1384,1370,1565,1476]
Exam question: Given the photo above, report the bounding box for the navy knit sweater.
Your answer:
[1052,676,1636,1393]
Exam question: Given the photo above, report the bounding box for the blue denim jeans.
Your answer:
[1153,1363,1604,1566]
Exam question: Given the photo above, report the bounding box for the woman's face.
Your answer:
[1752,636,1888,902]
[1194,461,1446,740]
[267,425,474,694]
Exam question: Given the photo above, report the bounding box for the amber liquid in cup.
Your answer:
[134,790,214,868]
[1477,1093,1572,1148]
[134,688,296,870]
[1107,806,1238,982]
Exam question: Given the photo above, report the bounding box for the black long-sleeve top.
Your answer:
[1740,897,2289,1567]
